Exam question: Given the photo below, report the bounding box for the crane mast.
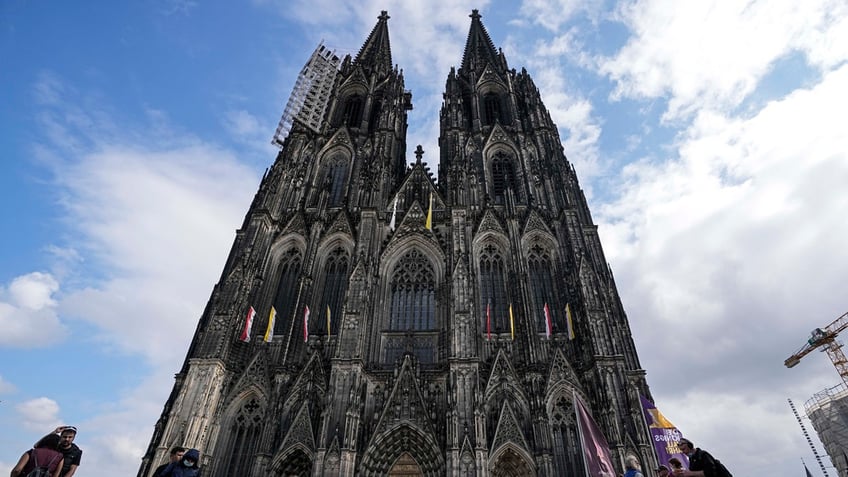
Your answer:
[785,311,848,385]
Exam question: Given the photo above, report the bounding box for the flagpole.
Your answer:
[574,389,591,477]
[282,279,306,362]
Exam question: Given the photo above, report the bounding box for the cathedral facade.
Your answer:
[138,10,655,477]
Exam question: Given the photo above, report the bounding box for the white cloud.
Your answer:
[69,370,177,476]
[518,0,596,32]
[16,397,61,431]
[9,272,59,310]
[597,61,848,476]
[54,144,256,365]
[600,0,848,119]
[0,375,17,394]
[8,71,259,476]
[0,273,66,348]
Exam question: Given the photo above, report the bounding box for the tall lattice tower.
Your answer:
[806,384,848,477]
[272,41,341,145]
[138,10,654,477]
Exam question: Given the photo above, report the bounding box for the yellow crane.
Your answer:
[785,311,848,385]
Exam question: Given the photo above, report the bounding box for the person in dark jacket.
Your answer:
[153,446,186,477]
[158,448,201,477]
[673,438,730,477]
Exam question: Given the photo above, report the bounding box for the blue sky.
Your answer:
[2,1,847,476]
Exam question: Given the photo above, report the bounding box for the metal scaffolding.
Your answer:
[806,383,848,477]
[272,42,341,146]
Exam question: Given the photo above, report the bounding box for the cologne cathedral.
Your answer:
[139,10,655,477]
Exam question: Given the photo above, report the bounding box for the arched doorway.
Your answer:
[358,424,444,476]
[388,452,423,477]
[275,448,312,477]
[490,446,535,477]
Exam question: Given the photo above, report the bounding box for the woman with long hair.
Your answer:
[10,433,65,477]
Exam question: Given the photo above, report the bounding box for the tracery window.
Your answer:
[479,243,508,331]
[389,249,436,331]
[491,152,517,205]
[384,249,438,364]
[550,396,584,476]
[218,398,263,476]
[322,155,349,207]
[528,244,558,333]
[273,248,303,334]
[318,247,349,335]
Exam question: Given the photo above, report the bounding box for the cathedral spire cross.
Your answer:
[414,144,424,163]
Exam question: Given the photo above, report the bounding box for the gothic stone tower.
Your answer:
[139,10,654,477]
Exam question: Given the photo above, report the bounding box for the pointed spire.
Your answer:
[354,10,393,75]
[460,9,499,73]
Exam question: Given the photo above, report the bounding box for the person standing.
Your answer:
[53,426,82,477]
[157,448,201,477]
[624,455,645,477]
[153,446,186,477]
[656,465,670,477]
[674,438,731,477]
[10,433,64,477]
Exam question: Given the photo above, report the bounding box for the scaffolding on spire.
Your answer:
[272,41,341,146]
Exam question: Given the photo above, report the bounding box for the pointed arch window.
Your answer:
[383,249,438,365]
[479,243,508,331]
[318,247,349,335]
[483,92,504,125]
[273,248,303,334]
[343,94,364,128]
[389,249,436,331]
[321,155,349,207]
[550,395,585,476]
[528,244,558,333]
[218,398,263,476]
[491,152,518,205]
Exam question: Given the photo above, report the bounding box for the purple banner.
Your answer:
[574,392,617,477]
[640,395,689,470]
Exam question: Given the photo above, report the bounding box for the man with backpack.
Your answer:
[674,438,733,477]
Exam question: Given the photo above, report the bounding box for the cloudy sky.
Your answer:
[2,0,846,476]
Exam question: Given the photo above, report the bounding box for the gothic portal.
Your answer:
[138,10,655,477]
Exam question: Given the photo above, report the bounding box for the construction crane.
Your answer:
[785,311,848,385]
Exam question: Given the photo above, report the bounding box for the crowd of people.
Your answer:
[151,446,201,477]
[10,426,81,477]
[9,426,723,477]
[8,427,201,477]
[626,437,732,477]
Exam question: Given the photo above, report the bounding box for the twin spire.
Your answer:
[354,10,393,74]
[354,9,499,74]
[460,9,499,72]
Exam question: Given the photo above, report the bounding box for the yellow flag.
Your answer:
[263,306,276,342]
[326,305,331,336]
[509,303,515,340]
[425,193,433,230]
[566,303,575,340]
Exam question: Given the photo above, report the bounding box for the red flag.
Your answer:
[239,306,256,342]
[486,301,492,340]
[544,302,552,338]
[303,305,310,342]
[574,391,617,477]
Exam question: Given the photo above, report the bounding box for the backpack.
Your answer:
[26,449,61,477]
[713,459,733,477]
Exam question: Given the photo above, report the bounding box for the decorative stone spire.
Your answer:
[460,9,499,73]
[354,10,393,75]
